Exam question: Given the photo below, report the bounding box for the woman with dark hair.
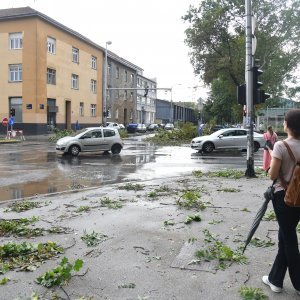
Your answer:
[262,125,278,171]
[262,109,300,295]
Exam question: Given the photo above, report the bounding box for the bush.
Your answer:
[145,122,197,146]
[49,128,73,143]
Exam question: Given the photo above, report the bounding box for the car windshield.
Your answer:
[71,128,89,137]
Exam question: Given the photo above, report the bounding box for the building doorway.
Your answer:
[47,98,56,131]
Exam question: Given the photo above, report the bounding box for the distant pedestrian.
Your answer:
[262,125,278,171]
[198,124,204,136]
[263,109,300,295]
[259,122,264,133]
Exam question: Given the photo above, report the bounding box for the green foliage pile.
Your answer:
[146,122,197,145]
[0,217,43,237]
[36,257,83,288]
[177,190,208,211]
[49,128,73,143]
[239,286,268,300]
[0,241,64,274]
[81,230,108,247]
[5,200,40,212]
[195,229,247,270]
[208,169,244,179]
[118,183,144,191]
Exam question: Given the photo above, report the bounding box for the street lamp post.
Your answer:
[103,41,112,125]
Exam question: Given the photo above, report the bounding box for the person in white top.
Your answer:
[262,109,300,295]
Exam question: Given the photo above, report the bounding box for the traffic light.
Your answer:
[103,111,107,117]
[10,108,15,116]
[237,84,246,105]
[253,66,269,104]
[144,86,149,97]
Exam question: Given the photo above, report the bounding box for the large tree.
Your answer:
[183,0,300,120]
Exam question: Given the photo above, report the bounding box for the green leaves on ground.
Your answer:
[250,237,275,248]
[263,210,276,221]
[239,286,268,300]
[0,241,64,274]
[208,169,244,179]
[118,183,144,191]
[100,197,123,209]
[184,214,201,224]
[177,190,208,210]
[0,217,43,237]
[81,230,108,247]
[195,229,247,270]
[36,257,83,288]
[4,201,40,212]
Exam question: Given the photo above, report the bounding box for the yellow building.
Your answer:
[0,6,105,134]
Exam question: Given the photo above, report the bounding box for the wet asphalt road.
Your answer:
[0,137,264,201]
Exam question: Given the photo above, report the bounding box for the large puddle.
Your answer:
[0,141,263,201]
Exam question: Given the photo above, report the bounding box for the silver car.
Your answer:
[191,128,264,153]
[56,127,123,156]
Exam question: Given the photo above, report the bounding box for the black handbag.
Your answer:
[264,140,273,150]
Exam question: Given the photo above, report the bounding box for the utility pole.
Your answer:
[245,0,255,177]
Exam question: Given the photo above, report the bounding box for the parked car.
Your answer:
[191,128,264,153]
[127,123,138,133]
[147,124,159,131]
[165,123,175,130]
[106,122,125,130]
[56,127,123,156]
[136,123,147,133]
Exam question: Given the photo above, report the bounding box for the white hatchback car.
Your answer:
[191,128,264,153]
[56,127,123,156]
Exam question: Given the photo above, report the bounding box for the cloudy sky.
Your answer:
[2,0,208,102]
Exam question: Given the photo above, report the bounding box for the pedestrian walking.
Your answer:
[262,109,300,295]
[262,125,278,171]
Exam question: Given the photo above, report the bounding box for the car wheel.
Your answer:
[254,142,260,152]
[202,142,214,153]
[69,145,80,156]
[111,144,122,154]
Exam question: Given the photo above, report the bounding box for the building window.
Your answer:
[130,92,134,101]
[47,68,56,85]
[91,56,97,69]
[125,70,128,82]
[130,110,133,120]
[124,90,127,100]
[47,37,56,54]
[131,73,134,83]
[115,109,119,119]
[91,79,97,93]
[9,64,22,82]
[72,47,79,63]
[116,67,119,79]
[90,104,96,117]
[71,74,79,89]
[9,32,22,49]
[116,90,119,99]
[79,102,84,116]
[108,63,111,76]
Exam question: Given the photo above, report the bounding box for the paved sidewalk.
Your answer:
[0,173,298,299]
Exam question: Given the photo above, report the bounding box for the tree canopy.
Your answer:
[183,0,300,122]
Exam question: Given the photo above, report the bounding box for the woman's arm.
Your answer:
[269,157,281,180]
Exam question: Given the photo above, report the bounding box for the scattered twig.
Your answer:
[60,286,71,300]
[243,272,250,284]
[73,267,89,277]
[64,238,76,249]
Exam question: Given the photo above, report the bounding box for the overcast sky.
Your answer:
[2,0,208,102]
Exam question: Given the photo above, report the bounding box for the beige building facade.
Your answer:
[0,7,105,134]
